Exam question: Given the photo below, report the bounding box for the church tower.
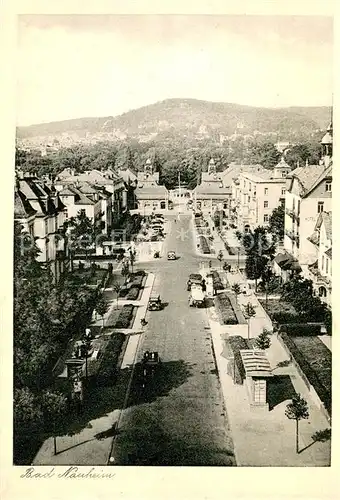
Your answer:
[144,158,153,176]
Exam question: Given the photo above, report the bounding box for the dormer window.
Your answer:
[325,181,332,192]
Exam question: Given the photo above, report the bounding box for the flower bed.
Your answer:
[114,304,135,328]
[215,292,238,325]
[279,333,331,416]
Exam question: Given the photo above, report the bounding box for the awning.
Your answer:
[240,350,273,378]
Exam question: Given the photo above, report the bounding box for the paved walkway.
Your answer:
[201,268,331,466]
[33,273,155,465]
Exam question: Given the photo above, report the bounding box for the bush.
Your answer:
[279,323,322,336]
[130,275,144,287]
[118,286,129,298]
[228,336,249,384]
[126,286,140,301]
[215,293,238,324]
[115,304,134,328]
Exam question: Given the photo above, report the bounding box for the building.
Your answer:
[14,176,68,282]
[236,158,290,232]
[134,159,169,213]
[192,159,231,213]
[283,123,332,277]
[306,211,332,306]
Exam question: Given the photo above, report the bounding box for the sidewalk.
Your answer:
[205,273,331,466]
[33,274,155,465]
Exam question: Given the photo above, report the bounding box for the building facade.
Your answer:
[192,159,231,214]
[134,159,169,213]
[284,124,332,277]
[236,158,290,231]
[14,176,68,282]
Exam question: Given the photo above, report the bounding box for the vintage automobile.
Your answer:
[148,294,162,311]
[187,273,203,291]
[141,351,161,386]
[188,284,205,307]
[167,251,176,260]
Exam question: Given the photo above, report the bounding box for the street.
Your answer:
[113,213,236,465]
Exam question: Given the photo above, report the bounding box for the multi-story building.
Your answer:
[192,159,231,214]
[134,159,169,213]
[283,123,332,277]
[14,176,68,282]
[306,211,332,306]
[236,158,290,231]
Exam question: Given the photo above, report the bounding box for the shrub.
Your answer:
[228,336,249,384]
[115,304,134,328]
[126,286,140,301]
[130,275,144,287]
[215,293,238,325]
[119,286,129,298]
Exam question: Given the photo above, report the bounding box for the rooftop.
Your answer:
[289,164,331,196]
[240,350,273,378]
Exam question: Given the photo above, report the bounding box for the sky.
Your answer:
[16,15,333,126]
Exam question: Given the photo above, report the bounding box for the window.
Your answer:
[263,214,269,223]
[249,183,252,191]
[244,181,246,188]
[80,209,86,216]
[317,201,324,214]
[264,188,268,195]
[297,200,300,214]
[264,201,268,208]
[281,188,286,196]
[325,181,332,192]
[322,255,325,270]
[248,196,250,203]
[326,258,329,274]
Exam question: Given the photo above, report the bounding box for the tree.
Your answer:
[254,329,271,350]
[261,264,274,308]
[231,283,241,301]
[121,262,130,284]
[268,205,285,242]
[113,283,122,309]
[129,250,136,273]
[67,211,97,263]
[95,297,109,328]
[243,227,275,291]
[244,302,256,340]
[40,390,68,456]
[217,250,224,269]
[285,143,321,168]
[285,394,309,453]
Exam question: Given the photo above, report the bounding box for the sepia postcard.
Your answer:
[1,1,338,499]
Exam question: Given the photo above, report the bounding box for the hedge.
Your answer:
[115,304,134,328]
[279,323,322,336]
[227,335,249,384]
[215,292,238,324]
[97,333,126,385]
[126,286,140,301]
[280,333,331,416]
[130,275,144,287]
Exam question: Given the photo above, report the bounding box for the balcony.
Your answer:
[285,208,300,224]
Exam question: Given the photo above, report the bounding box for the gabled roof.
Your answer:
[14,190,36,218]
[288,164,332,197]
[59,186,76,196]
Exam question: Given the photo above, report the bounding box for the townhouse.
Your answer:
[14,175,68,282]
[235,158,290,232]
[283,124,332,279]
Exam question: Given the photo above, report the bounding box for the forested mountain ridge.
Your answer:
[17,98,331,142]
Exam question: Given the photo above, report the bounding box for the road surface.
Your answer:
[113,214,236,465]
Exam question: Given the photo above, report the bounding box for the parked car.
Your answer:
[148,294,162,311]
[167,251,176,260]
[187,273,203,291]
